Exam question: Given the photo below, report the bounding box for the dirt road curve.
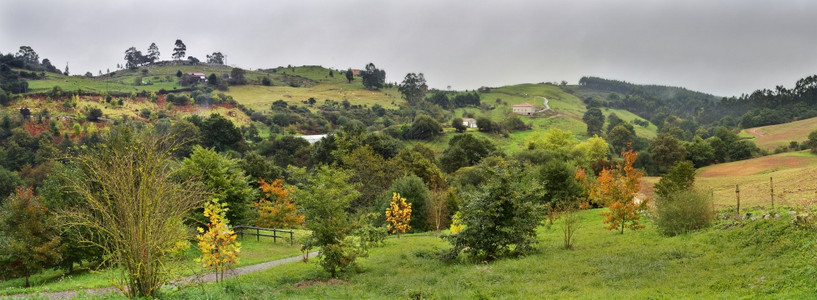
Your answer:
[5,251,319,299]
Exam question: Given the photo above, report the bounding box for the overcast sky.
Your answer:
[2,0,816,97]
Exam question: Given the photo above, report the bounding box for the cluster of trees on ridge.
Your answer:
[580,75,817,129]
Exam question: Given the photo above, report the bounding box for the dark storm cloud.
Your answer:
[2,0,816,96]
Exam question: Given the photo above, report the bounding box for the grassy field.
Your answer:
[161,208,816,299]
[740,116,817,151]
[225,84,403,112]
[694,151,817,209]
[0,232,308,296]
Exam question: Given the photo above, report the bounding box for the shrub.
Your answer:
[452,117,466,133]
[445,166,543,261]
[654,161,696,197]
[404,115,442,140]
[654,188,714,236]
[355,212,387,251]
[85,108,103,121]
[140,108,152,119]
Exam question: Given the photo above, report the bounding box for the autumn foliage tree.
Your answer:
[0,187,62,287]
[253,179,304,229]
[196,199,241,283]
[580,145,645,234]
[385,192,412,238]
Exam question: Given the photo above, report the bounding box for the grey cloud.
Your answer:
[2,0,816,96]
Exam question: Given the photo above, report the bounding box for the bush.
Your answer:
[85,108,103,121]
[444,165,543,261]
[404,115,442,140]
[654,188,714,236]
[452,117,466,133]
[140,108,152,119]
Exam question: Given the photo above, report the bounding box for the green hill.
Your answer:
[7,66,670,155]
[740,116,817,151]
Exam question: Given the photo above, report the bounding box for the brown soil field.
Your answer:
[697,156,813,177]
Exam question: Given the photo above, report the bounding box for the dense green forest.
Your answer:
[579,75,817,129]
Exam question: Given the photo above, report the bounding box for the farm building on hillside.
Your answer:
[187,72,207,81]
[351,69,361,76]
[462,118,478,128]
[512,102,536,115]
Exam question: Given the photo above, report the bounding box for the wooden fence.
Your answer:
[233,225,294,245]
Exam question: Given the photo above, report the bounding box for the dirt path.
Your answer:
[5,251,319,299]
[536,96,550,111]
[746,127,766,137]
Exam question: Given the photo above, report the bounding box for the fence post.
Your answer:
[735,185,741,218]
[770,177,774,209]
[290,231,294,246]
[256,228,260,242]
[273,229,278,244]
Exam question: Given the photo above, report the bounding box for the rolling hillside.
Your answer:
[740,116,817,151]
[12,64,666,154]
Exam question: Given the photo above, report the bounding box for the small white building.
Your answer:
[300,134,328,144]
[512,102,536,115]
[461,118,478,128]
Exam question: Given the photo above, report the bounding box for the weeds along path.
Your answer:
[6,251,319,299]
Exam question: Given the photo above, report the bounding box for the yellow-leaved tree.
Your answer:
[385,192,412,238]
[253,179,304,228]
[196,199,241,283]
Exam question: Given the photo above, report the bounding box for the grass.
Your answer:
[158,208,817,299]
[694,151,817,209]
[740,116,817,151]
[0,233,307,296]
[224,84,403,112]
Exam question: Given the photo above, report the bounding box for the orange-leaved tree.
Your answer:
[196,199,241,283]
[582,145,645,234]
[254,178,304,229]
[385,192,412,238]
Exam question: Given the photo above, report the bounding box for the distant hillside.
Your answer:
[20,62,321,95]
[740,116,817,151]
[578,75,817,130]
[576,76,721,126]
